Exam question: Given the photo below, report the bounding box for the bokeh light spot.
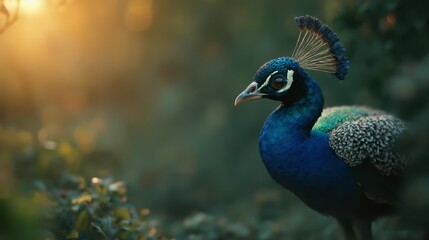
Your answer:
[386,13,396,26]
[21,0,45,15]
[124,0,153,32]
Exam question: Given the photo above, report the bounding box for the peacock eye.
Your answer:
[271,75,286,89]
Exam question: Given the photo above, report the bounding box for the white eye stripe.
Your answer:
[278,70,294,93]
[257,70,279,91]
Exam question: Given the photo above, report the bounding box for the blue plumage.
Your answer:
[258,73,394,219]
[235,16,405,240]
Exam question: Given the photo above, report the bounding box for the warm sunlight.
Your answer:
[20,0,45,15]
[0,1,425,239]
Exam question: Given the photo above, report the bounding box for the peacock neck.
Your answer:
[259,76,325,170]
[270,76,324,136]
[258,76,327,194]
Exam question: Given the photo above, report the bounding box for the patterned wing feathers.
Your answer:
[329,115,406,176]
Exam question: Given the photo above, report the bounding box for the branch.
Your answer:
[0,0,20,34]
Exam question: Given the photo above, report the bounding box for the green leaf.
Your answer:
[75,210,91,231]
[66,230,79,239]
[72,194,92,205]
[114,207,131,220]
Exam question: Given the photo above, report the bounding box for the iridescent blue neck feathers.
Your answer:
[263,74,324,135]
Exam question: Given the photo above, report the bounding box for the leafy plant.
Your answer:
[40,174,165,240]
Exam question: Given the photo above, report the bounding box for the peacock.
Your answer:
[234,15,406,240]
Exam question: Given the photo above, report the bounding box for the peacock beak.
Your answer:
[234,82,266,106]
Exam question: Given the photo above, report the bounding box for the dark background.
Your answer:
[0,0,428,239]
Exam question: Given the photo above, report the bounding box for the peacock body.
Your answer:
[235,16,406,240]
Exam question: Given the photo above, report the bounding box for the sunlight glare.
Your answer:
[21,0,45,15]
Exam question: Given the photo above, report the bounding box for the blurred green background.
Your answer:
[0,0,428,239]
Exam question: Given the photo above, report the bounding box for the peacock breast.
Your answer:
[259,122,365,216]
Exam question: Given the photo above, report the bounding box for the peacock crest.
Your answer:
[291,15,349,80]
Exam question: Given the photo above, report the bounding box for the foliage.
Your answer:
[335,0,429,109]
[399,110,429,236]
[42,175,163,240]
[0,125,165,239]
[394,56,429,236]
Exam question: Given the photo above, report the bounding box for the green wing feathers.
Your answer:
[313,106,386,133]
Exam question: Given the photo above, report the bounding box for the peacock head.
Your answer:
[234,57,307,106]
[234,15,349,106]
